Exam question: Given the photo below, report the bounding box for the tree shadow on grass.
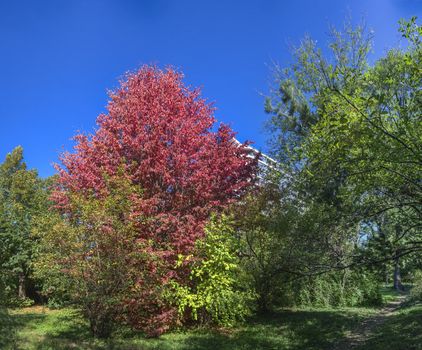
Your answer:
[174,309,366,350]
[0,307,18,349]
[0,307,96,350]
[42,308,366,350]
[357,303,422,350]
[2,307,373,350]
[27,311,102,350]
[0,307,47,349]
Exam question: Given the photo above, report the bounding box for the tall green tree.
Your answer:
[265,18,421,288]
[0,147,43,303]
[301,18,421,270]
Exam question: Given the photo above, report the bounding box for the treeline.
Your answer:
[0,18,421,338]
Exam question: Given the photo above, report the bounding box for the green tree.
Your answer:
[265,18,421,287]
[265,20,372,173]
[31,176,73,307]
[301,18,421,271]
[0,147,43,304]
[233,167,381,309]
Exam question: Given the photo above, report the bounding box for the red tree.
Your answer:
[53,66,257,335]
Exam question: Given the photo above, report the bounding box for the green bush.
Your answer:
[410,270,422,301]
[0,275,6,306]
[276,269,382,308]
[32,211,74,308]
[6,297,35,308]
[169,214,256,327]
[0,272,36,308]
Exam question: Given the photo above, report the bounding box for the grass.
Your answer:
[379,284,409,303]
[0,291,420,350]
[0,305,376,350]
[365,284,422,349]
[356,301,422,350]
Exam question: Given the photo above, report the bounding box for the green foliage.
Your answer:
[233,173,290,311]
[300,18,422,258]
[410,270,422,301]
[399,16,422,45]
[6,297,35,308]
[357,304,422,350]
[34,172,144,337]
[235,170,379,310]
[264,18,421,310]
[265,20,372,168]
[0,147,45,305]
[170,214,255,327]
[263,22,376,307]
[32,208,73,308]
[294,271,382,308]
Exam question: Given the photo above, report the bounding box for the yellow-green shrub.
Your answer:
[170,214,255,327]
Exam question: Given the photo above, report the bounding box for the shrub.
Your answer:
[169,214,255,327]
[410,270,422,301]
[283,270,382,308]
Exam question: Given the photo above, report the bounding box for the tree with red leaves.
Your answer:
[52,66,257,336]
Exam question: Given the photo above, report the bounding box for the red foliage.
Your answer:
[53,66,257,334]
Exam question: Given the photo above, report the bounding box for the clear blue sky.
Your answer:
[0,0,420,177]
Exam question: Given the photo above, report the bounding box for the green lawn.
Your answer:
[1,294,420,350]
[0,305,376,350]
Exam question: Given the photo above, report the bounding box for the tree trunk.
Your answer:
[393,225,404,291]
[257,279,271,313]
[18,273,26,299]
[393,256,403,291]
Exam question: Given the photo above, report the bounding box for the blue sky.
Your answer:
[0,0,421,177]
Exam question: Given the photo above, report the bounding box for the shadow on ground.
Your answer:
[0,307,46,349]
[356,302,422,350]
[0,307,93,350]
[167,309,366,350]
[2,305,420,350]
[0,306,364,350]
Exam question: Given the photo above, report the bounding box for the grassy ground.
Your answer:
[379,284,409,303]
[0,305,376,350]
[356,301,422,350]
[0,291,420,350]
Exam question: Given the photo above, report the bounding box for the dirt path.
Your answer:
[332,295,407,350]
